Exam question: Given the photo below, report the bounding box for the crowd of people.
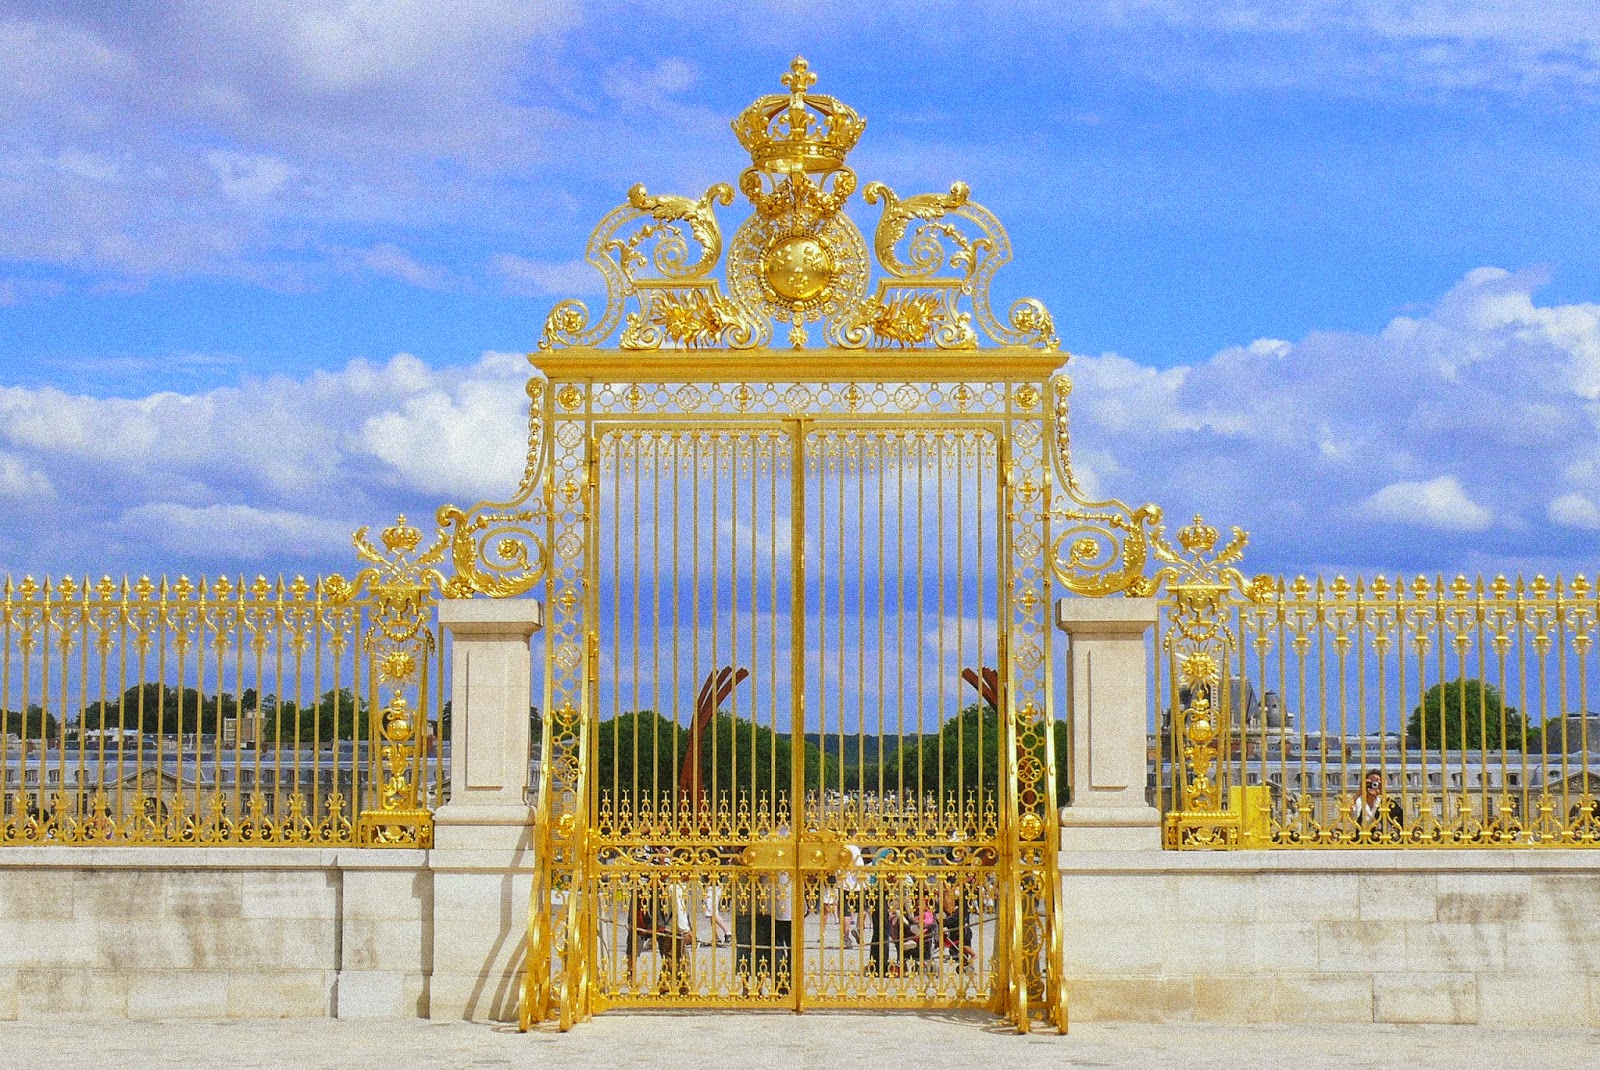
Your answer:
[606,843,984,992]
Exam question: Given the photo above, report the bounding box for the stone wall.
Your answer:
[5,845,1600,1025]
[1063,849,1600,1026]
[0,848,430,1021]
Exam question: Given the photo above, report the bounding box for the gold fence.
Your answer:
[0,520,447,846]
[1157,544,1600,848]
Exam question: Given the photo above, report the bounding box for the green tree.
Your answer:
[852,703,1071,807]
[594,710,687,802]
[855,704,998,799]
[1406,678,1524,751]
[696,712,837,802]
[270,688,368,744]
[593,710,838,808]
[2,704,60,741]
[889,700,1075,799]
[84,683,228,736]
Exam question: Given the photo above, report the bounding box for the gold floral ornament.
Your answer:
[536,56,1057,352]
[848,180,1057,350]
[326,514,449,847]
[1046,376,1163,597]
[649,289,740,348]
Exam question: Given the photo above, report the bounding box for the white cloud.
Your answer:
[0,350,532,574]
[0,452,53,500]
[1067,267,1600,573]
[334,243,452,290]
[1549,492,1600,531]
[206,150,294,203]
[602,58,699,110]
[0,277,65,307]
[1041,0,1600,94]
[0,3,582,285]
[360,354,530,498]
[1358,476,1493,532]
[118,502,353,561]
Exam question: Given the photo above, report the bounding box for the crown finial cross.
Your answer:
[780,56,817,95]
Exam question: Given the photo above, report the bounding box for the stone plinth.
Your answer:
[429,598,542,1022]
[1055,597,1162,850]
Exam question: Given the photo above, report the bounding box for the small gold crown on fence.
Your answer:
[380,515,423,555]
[1176,514,1220,556]
[730,56,866,174]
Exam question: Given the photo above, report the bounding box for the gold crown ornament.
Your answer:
[1176,514,1221,556]
[730,56,866,175]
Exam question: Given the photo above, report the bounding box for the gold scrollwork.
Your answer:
[1046,376,1161,597]
[540,182,754,352]
[848,180,1057,351]
[436,378,552,599]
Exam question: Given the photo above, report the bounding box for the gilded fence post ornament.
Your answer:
[1144,514,1274,848]
[1046,376,1162,598]
[327,515,449,847]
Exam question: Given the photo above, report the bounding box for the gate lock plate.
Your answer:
[740,834,853,872]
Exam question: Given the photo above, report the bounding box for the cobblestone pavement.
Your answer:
[5,1015,1597,1070]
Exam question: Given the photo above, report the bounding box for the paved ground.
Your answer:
[5,1015,1598,1070]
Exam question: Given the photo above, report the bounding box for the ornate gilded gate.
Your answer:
[494,59,1157,1033]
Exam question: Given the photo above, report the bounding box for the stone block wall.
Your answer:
[0,848,430,1021]
[6,843,1600,1025]
[1062,850,1600,1026]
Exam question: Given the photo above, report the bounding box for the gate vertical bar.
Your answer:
[1040,456,1069,1031]
[998,434,1028,1031]
[788,418,807,1013]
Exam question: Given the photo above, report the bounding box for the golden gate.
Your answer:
[485,58,1145,1032]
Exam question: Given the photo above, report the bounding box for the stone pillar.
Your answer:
[1055,597,1162,850]
[429,599,543,1021]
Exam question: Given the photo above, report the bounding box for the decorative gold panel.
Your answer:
[537,58,1057,355]
[525,410,1061,1027]
[1156,566,1600,851]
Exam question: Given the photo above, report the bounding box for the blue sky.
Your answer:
[1,1,1598,579]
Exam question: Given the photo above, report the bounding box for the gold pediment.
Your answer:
[538,58,1058,355]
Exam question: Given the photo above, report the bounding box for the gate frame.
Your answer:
[520,348,1068,1031]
